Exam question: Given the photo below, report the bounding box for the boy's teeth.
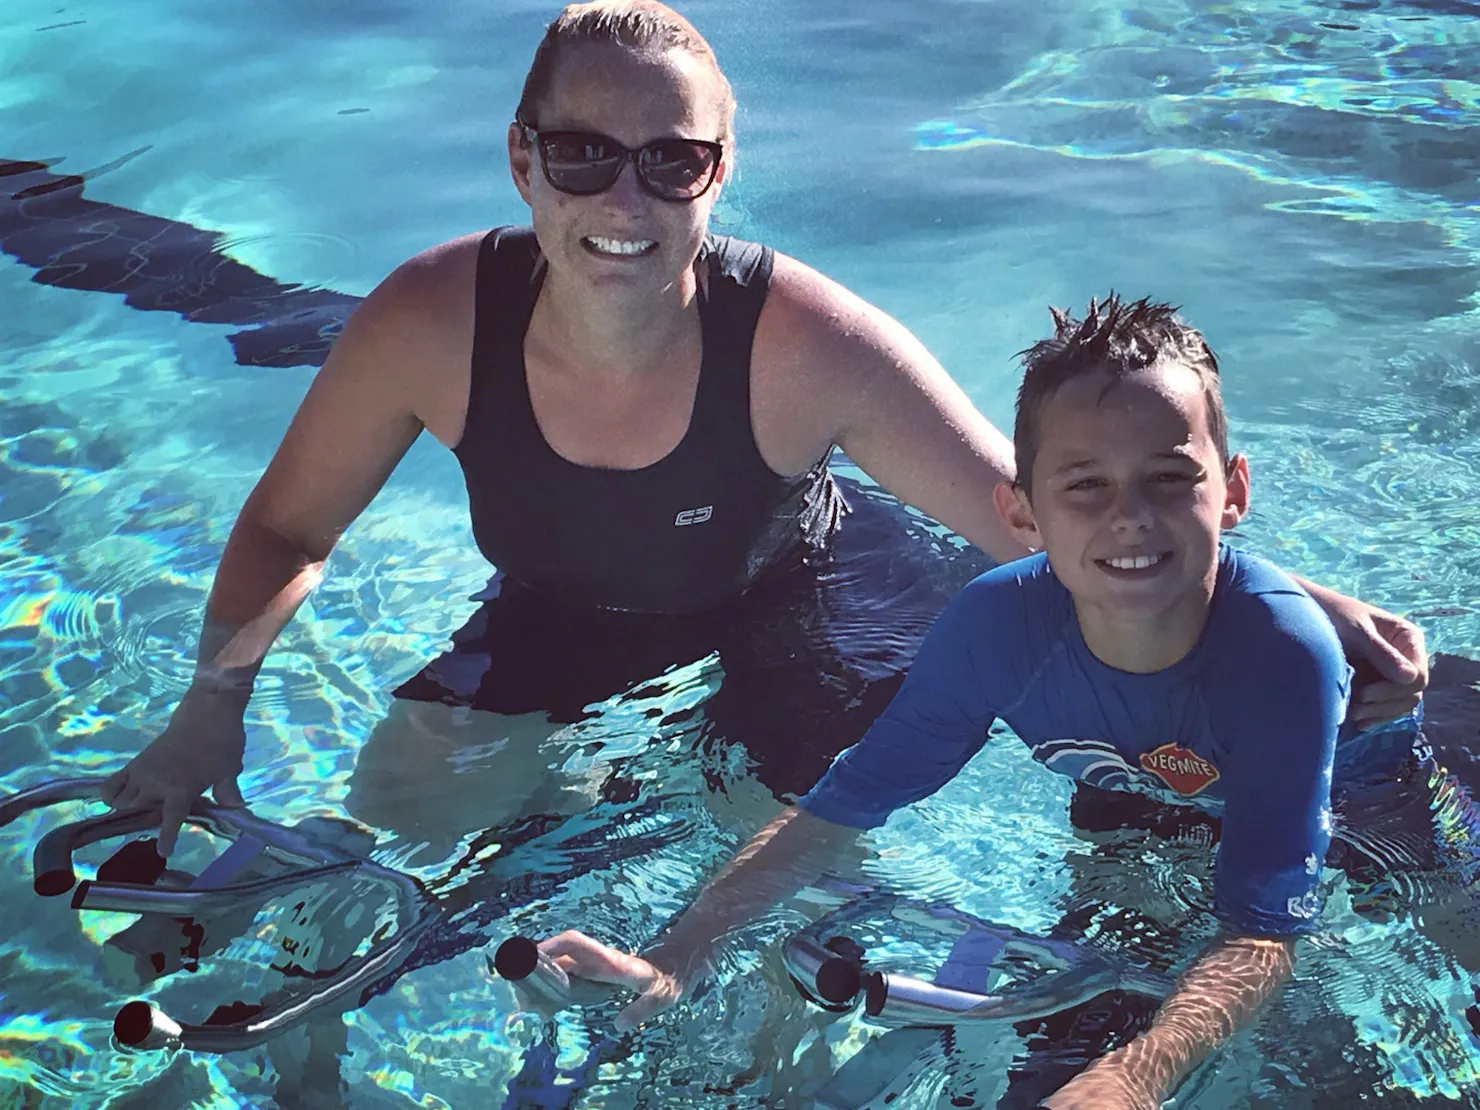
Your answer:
[1105,553,1165,570]
[586,236,655,255]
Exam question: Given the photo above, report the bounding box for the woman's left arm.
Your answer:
[757,255,1428,716]
[1292,576,1428,724]
[757,255,1028,564]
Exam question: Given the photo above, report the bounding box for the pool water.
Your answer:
[1,0,1478,1105]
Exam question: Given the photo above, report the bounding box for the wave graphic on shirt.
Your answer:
[1030,736,1223,813]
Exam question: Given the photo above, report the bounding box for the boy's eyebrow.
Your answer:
[1049,458,1101,475]
[1047,449,1200,475]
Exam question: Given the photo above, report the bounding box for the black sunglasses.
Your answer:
[518,121,723,202]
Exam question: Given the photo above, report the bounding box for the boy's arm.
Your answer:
[1039,584,1347,1109]
[539,581,1008,1027]
[538,808,857,1028]
[1039,932,1295,1110]
[645,808,860,1010]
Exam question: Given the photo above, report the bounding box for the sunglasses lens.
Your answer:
[636,140,718,199]
[533,130,720,200]
[539,133,624,194]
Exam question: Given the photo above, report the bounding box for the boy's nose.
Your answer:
[1109,486,1155,534]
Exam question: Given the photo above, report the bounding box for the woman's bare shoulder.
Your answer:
[320,231,488,446]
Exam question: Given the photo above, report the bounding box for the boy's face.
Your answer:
[995,362,1250,627]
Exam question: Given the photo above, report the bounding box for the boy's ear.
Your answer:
[992,481,1042,551]
[1221,454,1251,529]
[509,123,534,203]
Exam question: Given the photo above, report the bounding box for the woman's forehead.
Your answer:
[539,44,722,136]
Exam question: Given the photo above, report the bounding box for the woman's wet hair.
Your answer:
[517,1,737,144]
[1013,294,1229,495]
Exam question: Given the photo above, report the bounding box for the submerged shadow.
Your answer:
[1425,652,1480,793]
[0,158,361,369]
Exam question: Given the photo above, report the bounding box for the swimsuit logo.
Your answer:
[1286,890,1322,920]
[674,505,713,527]
[1138,743,1220,796]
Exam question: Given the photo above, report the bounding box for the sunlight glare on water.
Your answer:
[1,0,1478,1104]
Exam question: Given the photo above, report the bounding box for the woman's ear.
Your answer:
[1222,454,1251,529]
[992,481,1042,552]
[509,122,534,203]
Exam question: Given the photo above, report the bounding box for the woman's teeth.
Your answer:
[1104,553,1166,570]
[584,236,656,256]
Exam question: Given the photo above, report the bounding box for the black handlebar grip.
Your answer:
[815,955,864,1005]
[493,936,541,981]
[113,1001,155,1047]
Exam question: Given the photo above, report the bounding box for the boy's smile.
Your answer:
[996,361,1250,672]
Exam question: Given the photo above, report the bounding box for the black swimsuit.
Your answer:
[452,226,842,615]
[391,226,991,799]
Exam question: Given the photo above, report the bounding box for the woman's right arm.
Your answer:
[102,238,480,854]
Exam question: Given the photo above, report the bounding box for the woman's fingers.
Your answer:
[211,776,246,808]
[1350,677,1423,724]
[538,931,653,989]
[102,763,214,857]
[157,795,193,858]
[615,973,683,1032]
[107,777,147,811]
[1358,619,1424,687]
[99,769,127,806]
[1350,691,1421,726]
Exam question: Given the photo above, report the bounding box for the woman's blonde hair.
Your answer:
[516,1,736,144]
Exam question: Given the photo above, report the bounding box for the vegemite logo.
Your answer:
[1138,743,1220,796]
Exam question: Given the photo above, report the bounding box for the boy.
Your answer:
[540,295,1430,1109]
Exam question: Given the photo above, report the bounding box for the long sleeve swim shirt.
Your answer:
[800,545,1351,937]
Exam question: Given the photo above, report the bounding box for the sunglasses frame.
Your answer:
[517,121,724,203]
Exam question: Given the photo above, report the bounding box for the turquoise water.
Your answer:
[1,0,1478,1105]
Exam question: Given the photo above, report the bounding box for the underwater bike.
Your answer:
[0,774,686,1055]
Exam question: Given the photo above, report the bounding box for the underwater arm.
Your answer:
[643,806,859,977]
[541,585,1002,1027]
[102,247,472,853]
[539,807,859,1029]
[1038,934,1296,1110]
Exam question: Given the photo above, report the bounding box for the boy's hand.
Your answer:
[1034,1052,1162,1110]
[537,930,684,1031]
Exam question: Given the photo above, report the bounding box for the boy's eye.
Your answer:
[1065,477,1108,492]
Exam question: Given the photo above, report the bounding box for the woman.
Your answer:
[103,0,1424,858]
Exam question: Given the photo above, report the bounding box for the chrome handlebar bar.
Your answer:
[781,890,1173,1028]
[2,776,441,1052]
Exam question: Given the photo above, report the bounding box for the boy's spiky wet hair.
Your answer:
[1013,293,1228,494]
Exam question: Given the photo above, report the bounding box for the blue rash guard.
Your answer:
[800,545,1353,937]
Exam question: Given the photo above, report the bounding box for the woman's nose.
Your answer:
[600,158,649,214]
